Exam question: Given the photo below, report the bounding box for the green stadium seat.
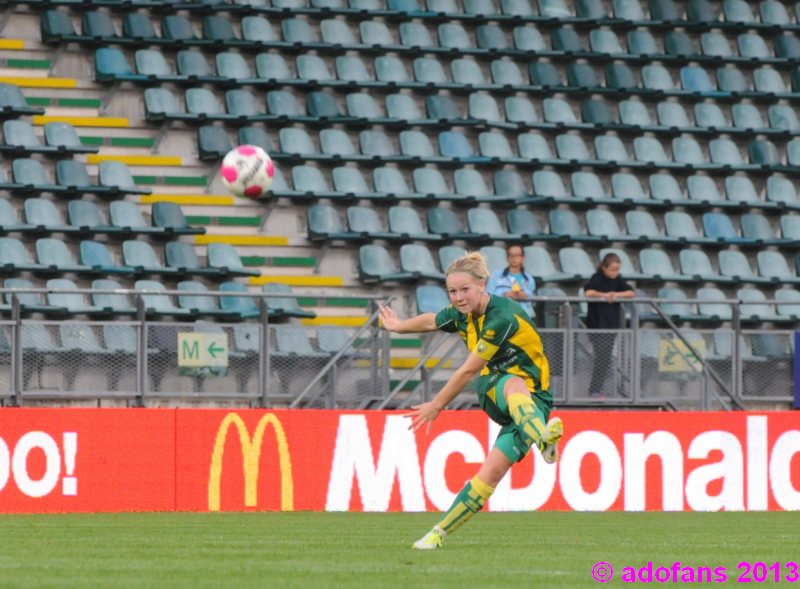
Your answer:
[697,286,732,321]
[95,48,147,84]
[757,251,800,283]
[24,198,75,234]
[776,289,800,320]
[177,51,220,85]
[358,244,415,283]
[639,248,684,281]
[586,209,637,242]
[467,208,520,242]
[37,238,92,275]
[80,242,134,276]
[0,83,44,119]
[1,120,54,156]
[436,245,466,274]
[7,278,64,315]
[109,201,164,238]
[122,240,178,277]
[164,241,223,278]
[427,207,471,240]
[506,209,548,241]
[219,281,260,319]
[91,279,136,315]
[346,205,397,241]
[98,161,151,196]
[135,279,191,317]
[399,244,444,280]
[719,250,769,284]
[207,243,260,277]
[558,247,595,280]
[262,283,316,319]
[48,279,102,316]
[152,202,203,237]
[766,176,800,208]
[197,125,233,161]
[416,284,449,313]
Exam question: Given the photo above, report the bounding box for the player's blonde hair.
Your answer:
[445,251,490,283]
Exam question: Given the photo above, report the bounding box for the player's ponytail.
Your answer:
[446,252,490,283]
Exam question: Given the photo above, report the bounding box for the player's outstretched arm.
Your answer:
[379,306,438,334]
[406,352,487,433]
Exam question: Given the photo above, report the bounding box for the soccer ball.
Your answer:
[220,145,275,198]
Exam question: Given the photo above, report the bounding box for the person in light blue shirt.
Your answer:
[486,244,536,318]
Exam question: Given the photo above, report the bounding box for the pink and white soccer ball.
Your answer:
[220,145,275,198]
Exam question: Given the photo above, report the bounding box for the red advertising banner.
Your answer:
[0,409,798,513]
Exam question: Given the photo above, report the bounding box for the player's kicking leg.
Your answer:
[541,416,563,464]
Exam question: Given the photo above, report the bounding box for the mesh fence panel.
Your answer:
[146,322,260,401]
[741,330,794,401]
[570,329,633,402]
[638,329,734,409]
[0,322,13,399]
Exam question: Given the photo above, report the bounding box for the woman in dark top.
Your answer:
[584,253,635,398]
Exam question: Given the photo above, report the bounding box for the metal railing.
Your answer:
[0,288,794,409]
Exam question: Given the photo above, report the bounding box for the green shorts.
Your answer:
[474,373,553,464]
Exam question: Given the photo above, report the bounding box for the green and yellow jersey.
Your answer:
[434,295,550,393]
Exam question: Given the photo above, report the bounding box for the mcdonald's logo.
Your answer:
[208,413,294,512]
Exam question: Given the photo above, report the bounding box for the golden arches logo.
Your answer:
[208,413,294,512]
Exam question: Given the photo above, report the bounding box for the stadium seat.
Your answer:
[558,247,595,280]
[506,209,549,241]
[262,283,317,319]
[37,238,92,275]
[1,120,55,156]
[655,287,705,322]
[98,162,151,196]
[639,248,684,281]
[135,280,191,317]
[757,251,800,283]
[679,249,728,283]
[346,205,397,241]
[47,278,102,316]
[416,284,449,313]
[80,242,134,276]
[427,207,472,240]
[399,244,444,280]
[122,241,178,277]
[697,286,732,321]
[438,245,467,273]
[207,243,260,277]
[0,83,45,118]
[702,212,753,244]
[388,206,441,241]
[5,278,62,315]
[524,245,575,282]
[164,241,224,278]
[24,198,75,235]
[219,282,261,319]
[13,159,66,195]
[776,289,800,320]
[90,279,136,315]
[718,250,766,284]
[358,245,415,283]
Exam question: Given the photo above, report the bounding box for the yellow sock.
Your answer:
[437,475,495,535]
[507,393,546,451]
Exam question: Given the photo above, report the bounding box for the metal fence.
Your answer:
[0,288,795,409]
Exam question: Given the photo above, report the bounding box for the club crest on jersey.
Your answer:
[477,342,488,354]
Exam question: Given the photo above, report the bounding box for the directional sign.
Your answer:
[178,333,229,368]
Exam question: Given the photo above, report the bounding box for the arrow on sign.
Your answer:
[208,341,225,358]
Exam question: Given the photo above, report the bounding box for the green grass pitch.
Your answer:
[0,512,795,588]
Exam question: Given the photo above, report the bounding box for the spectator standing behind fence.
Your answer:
[486,245,536,318]
[584,253,635,399]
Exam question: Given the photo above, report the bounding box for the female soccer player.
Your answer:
[379,252,563,550]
